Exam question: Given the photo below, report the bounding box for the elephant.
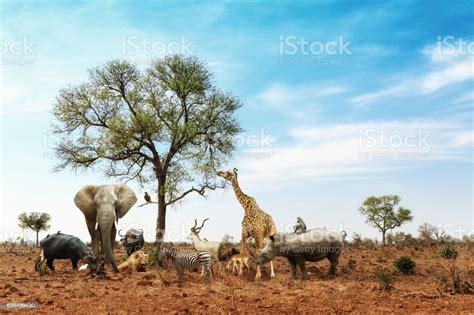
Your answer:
[74,184,137,272]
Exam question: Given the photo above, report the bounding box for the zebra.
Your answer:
[159,247,213,282]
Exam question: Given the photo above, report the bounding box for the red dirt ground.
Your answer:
[0,244,473,314]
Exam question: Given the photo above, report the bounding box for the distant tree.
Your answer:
[221,234,234,245]
[359,195,413,245]
[52,55,242,249]
[385,232,394,246]
[418,223,435,243]
[18,212,51,246]
[418,223,437,243]
[462,234,474,244]
[392,232,416,247]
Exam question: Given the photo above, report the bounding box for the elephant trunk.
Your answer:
[98,212,119,272]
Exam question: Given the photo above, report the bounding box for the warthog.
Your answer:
[255,228,345,279]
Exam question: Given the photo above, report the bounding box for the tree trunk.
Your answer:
[36,230,39,246]
[382,230,386,246]
[155,176,167,250]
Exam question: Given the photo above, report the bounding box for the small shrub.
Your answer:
[440,246,458,259]
[394,256,416,274]
[436,274,450,291]
[147,247,160,266]
[352,233,362,248]
[447,265,473,294]
[347,259,356,270]
[375,267,393,291]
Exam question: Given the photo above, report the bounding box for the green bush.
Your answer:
[440,246,458,259]
[394,256,416,274]
[347,259,356,270]
[375,267,393,291]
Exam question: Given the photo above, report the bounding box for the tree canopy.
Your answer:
[52,54,242,244]
[18,212,51,246]
[358,195,413,245]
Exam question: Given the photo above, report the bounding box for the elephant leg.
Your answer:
[97,217,119,272]
[85,217,99,255]
[110,222,117,252]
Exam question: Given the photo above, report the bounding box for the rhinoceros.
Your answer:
[255,228,345,279]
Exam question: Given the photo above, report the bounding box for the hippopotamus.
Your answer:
[255,228,345,280]
[35,232,99,273]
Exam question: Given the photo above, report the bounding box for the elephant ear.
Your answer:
[74,185,98,218]
[114,184,137,218]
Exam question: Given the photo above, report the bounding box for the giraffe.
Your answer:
[217,168,276,280]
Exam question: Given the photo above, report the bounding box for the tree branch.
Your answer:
[165,182,225,206]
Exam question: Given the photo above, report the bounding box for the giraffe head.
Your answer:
[217,167,238,181]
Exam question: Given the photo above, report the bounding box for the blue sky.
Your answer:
[0,1,472,244]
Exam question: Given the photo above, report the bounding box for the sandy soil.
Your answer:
[0,244,473,314]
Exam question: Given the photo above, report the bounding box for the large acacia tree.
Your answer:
[52,55,242,245]
[359,195,413,245]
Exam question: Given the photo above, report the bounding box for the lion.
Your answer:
[118,251,149,273]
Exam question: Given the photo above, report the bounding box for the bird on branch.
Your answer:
[144,192,151,203]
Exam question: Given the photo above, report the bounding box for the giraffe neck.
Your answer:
[230,177,254,212]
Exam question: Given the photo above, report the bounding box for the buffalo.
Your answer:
[119,228,144,256]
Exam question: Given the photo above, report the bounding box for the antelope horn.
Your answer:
[191,219,198,232]
[138,228,143,236]
[198,218,210,231]
[118,229,126,237]
[233,167,238,174]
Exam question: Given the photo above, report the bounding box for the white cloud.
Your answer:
[349,84,408,106]
[453,91,474,104]
[236,118,472,190]
[256,82,346,112]
[350,43,474,106]
[420,60,474,94]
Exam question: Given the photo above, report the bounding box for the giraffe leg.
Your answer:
[270,260,275,278]
[239,232,248,276]
[255,265,262,280]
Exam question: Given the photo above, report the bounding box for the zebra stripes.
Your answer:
[160,247,213,282]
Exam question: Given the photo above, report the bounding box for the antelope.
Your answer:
[226,253,250,274]
[187,218,223,275]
